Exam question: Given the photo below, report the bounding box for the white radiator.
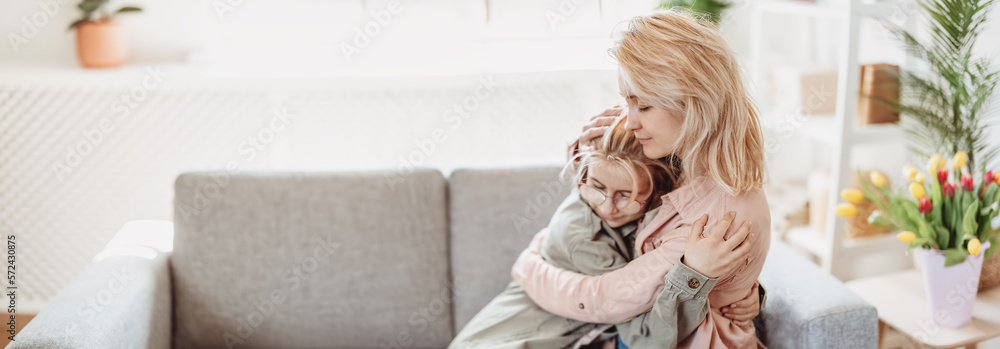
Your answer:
[0,68,621,312]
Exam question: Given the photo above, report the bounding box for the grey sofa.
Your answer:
[12,167,878,349]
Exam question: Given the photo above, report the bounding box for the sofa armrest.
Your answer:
[10,220,173,349]
[756,239,878,349]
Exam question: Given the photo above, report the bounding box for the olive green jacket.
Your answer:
[448,188,717,349]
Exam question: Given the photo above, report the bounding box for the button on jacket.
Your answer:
[512,175,771,349]
[450,187,718,349]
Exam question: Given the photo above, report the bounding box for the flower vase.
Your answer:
[917,241,991,328]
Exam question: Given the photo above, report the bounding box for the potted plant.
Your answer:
[874,0,1000,295]
[875,0,998,170]
[657,0,731,24]
[68,0,142,68]
[836,155,1000,327]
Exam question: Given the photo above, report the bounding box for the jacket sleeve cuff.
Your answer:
[666,255,718,299]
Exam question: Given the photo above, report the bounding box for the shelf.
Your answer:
[0,39,619,80]
[755,0,898,19]
[752,0,916,281]
[855,1,897,18]
[755,0,843,18]
[850,122,906,144]
[784,225,904,259]
[785,226,828,258]
[842,230,905,253]
[794,115,839,146]
[761,113,904,147]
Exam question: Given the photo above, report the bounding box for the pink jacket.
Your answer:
[511,174,771,348]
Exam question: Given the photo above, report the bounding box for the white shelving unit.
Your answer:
[750,0,916,281]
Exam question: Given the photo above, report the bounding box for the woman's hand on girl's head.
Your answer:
[681,211,753,279]
[578,106,625,150]
[722,281,760,328]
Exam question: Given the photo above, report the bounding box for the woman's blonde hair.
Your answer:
[611,9,767,196]
[562,117,679,210]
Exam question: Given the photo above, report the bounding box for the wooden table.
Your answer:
[847,270,1000,349]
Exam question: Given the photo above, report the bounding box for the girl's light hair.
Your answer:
[562,117,678,210]
[611,9,767,196]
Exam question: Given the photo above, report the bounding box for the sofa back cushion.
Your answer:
[448,166,573,330]
[172,170,452,349]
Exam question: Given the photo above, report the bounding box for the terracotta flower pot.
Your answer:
[75,21,129,68]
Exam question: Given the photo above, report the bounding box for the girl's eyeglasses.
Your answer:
[578,182,645,215]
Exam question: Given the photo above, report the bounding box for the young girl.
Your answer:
[448,116,756,349]
[511,9,771,349]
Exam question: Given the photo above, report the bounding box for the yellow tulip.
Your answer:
[914,173,926,184]
[969,238,982,256]
[897,231,917,243]
[870,171,887,188]
[996,174,1000,185]
[953,151,968,170]
[910,182,926,199]
[836,203,857,217]
[928,154,944,173]
[903,165,919,182]
[841,188,864,204]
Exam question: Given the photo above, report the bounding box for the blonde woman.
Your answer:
[512,9,770,348]
[449,117,758,349]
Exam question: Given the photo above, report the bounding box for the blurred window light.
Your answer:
[197,0,661,76]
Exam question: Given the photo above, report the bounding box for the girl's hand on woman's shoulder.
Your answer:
[722,281,761,328]
[681,211,753,279]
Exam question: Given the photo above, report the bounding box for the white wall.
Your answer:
[1,0,666,68]
[977,5,1000,171]
[5,1,1000,68]
[3,0,1000,310]
[0,69,624,312]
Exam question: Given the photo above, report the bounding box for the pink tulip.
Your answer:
[943,182,955,198]
[962,174,974,191]
[919,197,932,214]
[938,168,949,184]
